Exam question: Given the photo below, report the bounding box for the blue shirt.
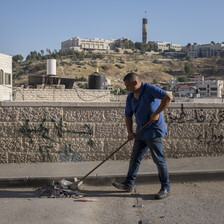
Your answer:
[125,82,168,140]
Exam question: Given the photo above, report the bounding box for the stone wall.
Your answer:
[13,88,121,102]
[0,101,223,163]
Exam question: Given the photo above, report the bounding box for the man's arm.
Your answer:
[150,93,172,123]
[125,116,136,140]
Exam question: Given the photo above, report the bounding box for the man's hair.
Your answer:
[123,72,140,82]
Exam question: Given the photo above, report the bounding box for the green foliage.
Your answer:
[119,38,134,49]
[75,61,85,66]
[26,51,41,61]
[13,54,24,63]
[111,87,128,95]
[162,85,169,91]
[186,56,191,61]
[115,64,124,69]
[78,84,87,89]
[101,65,109,71]
[211,65,218,74]
[60,61,72,66]
[120,58,125,64]
[76,77,87,81]
[152,59,161,64]
[184,63,192,74]
[153,79,158,84]
[89,61,97,67]
[134,42,153,54]
[178,76,189,82]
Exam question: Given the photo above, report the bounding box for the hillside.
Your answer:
[13,53,224,88]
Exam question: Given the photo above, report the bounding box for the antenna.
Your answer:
[145,11,147,18]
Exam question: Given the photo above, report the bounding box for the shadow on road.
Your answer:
[0,188,156,200]
[80,189,156,200]
[0,189,40,198]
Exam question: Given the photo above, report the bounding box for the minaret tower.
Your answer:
[142,11,148,44]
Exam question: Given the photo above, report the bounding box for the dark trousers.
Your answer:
[124,137,170,190]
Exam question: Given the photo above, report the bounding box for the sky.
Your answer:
[0,0,224,59]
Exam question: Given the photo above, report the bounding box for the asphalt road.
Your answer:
[0,181,223,224]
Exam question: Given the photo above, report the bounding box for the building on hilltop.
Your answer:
[0,53,12,101]
[61,37,128,52]
[183,43,224,58]
[149,41,182,52]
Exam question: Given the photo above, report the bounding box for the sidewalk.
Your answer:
[0,156,223,187]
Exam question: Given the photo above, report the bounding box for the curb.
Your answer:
[0,170,223,187]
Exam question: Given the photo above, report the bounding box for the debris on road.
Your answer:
[139,219,150,224]
[39,179,84,198]
[74,198,97,202]
[133,204,144,208]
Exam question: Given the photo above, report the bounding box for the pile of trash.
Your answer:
[39,179,84,198]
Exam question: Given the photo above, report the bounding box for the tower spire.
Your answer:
[142,12,148,44]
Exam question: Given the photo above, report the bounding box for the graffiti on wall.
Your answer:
[19,117,94,162]
[165,104,224,146]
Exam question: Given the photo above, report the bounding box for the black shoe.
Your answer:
[112,182,133,192]
[155,189,171,200]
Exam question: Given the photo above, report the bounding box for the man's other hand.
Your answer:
[128,132,136,141]
[150,113,160,123]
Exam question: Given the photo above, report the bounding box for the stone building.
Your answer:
[171,73,224,98]
[150,41,182,52]
[61,37,127,51]
[176,85,196,97]
[184,43,224,58]
[0,53,12,101]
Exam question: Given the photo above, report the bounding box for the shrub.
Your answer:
[101,65,109,71]
[115,64,124,69]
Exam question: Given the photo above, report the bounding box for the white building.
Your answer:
[150,41,182,52]
[184,43,224,58]
[0,53,12,101]
[198,79,223,98]
[176,85,196,97]
[61,37,126,51]
[171,73,223,98]
[189,73,204,85]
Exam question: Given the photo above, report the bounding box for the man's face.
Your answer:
[124,80,137,93]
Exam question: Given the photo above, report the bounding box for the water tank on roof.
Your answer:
[47,59,56,75]
[88,68,106,89]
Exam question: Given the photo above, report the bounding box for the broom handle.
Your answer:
[78,120,152,183]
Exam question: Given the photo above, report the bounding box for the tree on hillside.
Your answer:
[46,48,52,55]
[184,63,192,74]
[12,54,24,63]
[211,65,218,74]
[120,38,134,49]
[26,51,41,61]
[186,43,191,49]
[40,50,45,56]
[134,42,152,54]
[178,76,188,82]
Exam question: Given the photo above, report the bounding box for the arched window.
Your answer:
[5,73,11,85]
[0,69,4,84]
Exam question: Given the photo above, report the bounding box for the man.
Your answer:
[113,72,172,200]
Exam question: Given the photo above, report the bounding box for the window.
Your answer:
[0,69,4,84]
[5,73,11,85]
